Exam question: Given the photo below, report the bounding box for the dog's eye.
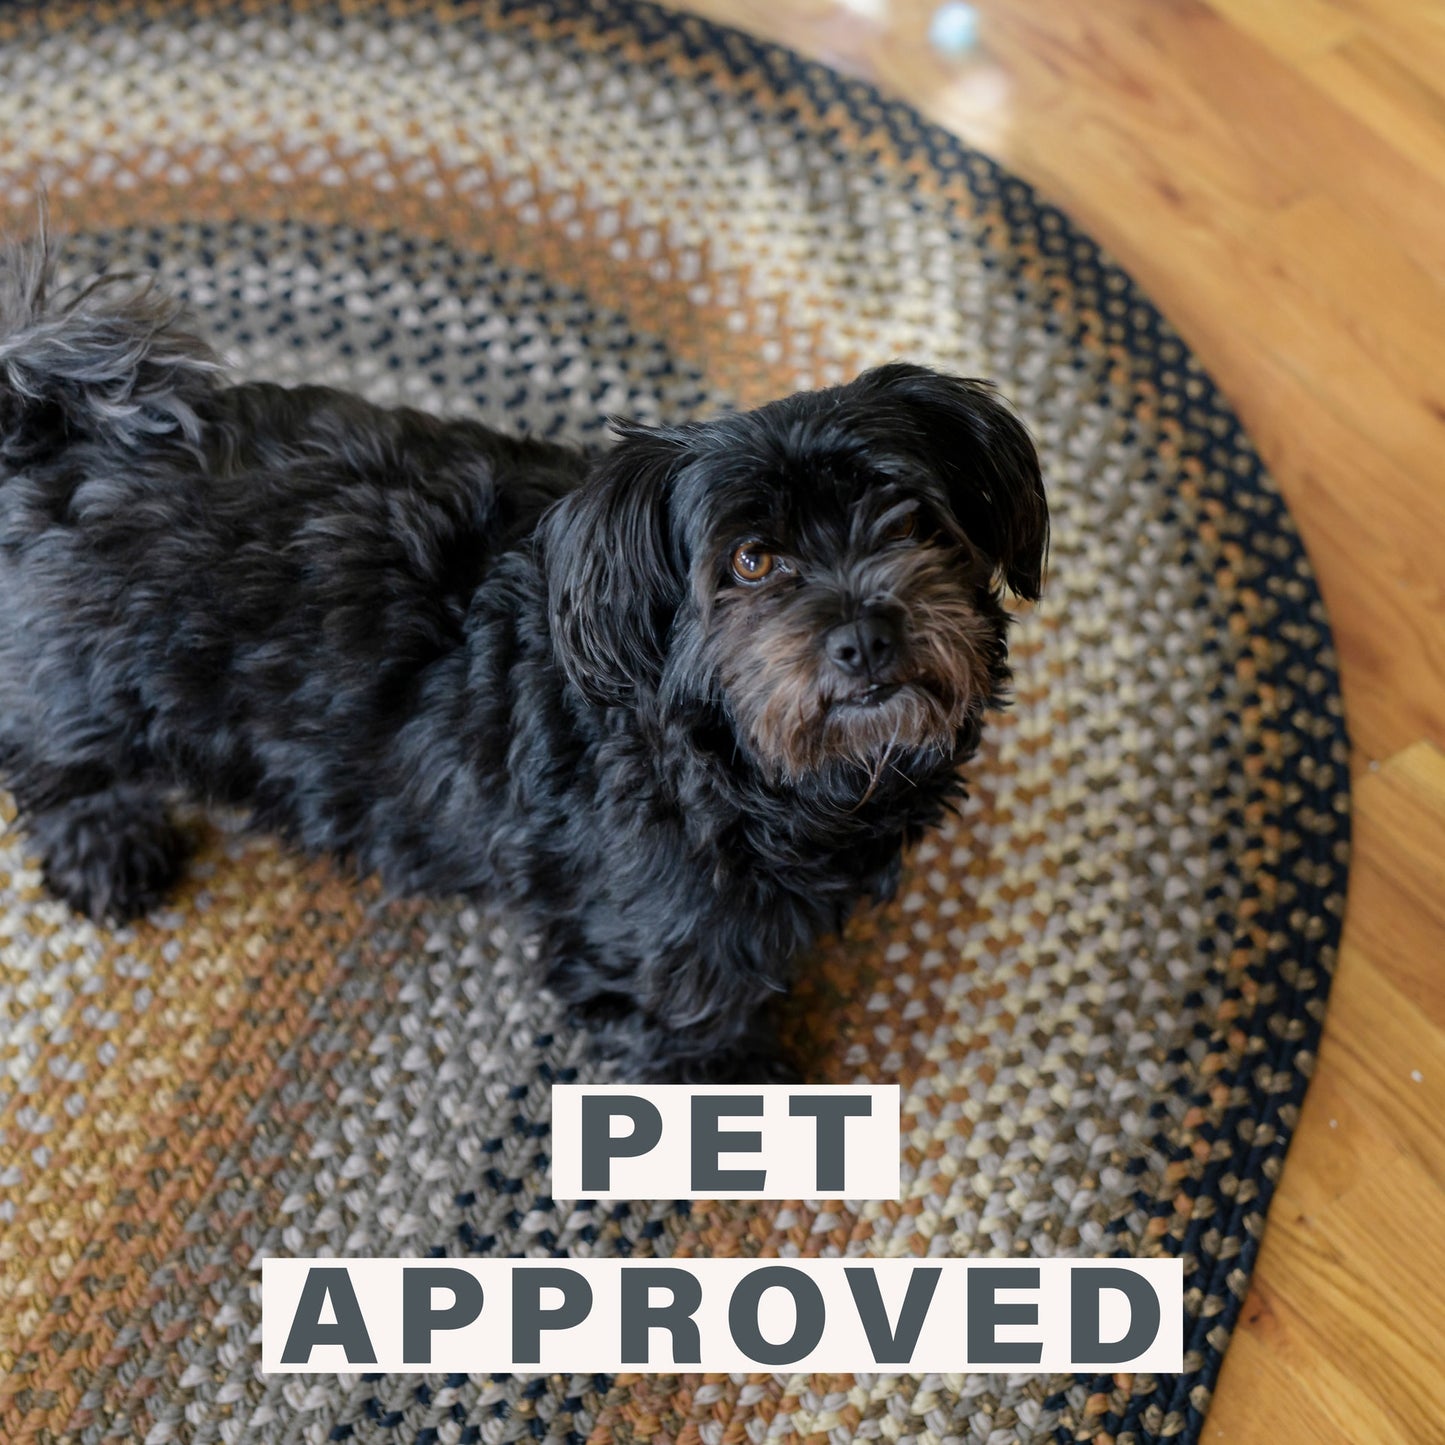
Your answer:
[731,543,774,582]
[883,511,916,542]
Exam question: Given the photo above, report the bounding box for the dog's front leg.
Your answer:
[544,930,799,1084]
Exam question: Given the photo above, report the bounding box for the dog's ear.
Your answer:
[855,363,1049,601]
[541,422,691,706]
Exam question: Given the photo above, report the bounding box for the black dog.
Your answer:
[0,241,1047,1081]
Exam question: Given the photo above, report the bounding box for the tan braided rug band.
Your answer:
[0,2,1350,1442]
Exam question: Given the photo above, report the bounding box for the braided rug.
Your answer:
[0,2,1351,1442]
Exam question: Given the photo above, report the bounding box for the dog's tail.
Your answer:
[0,232,222,466]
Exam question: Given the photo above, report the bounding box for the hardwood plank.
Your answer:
[1198,0,1356,60]
[1307,30,1445,187]
[1199,0,1357,59]
[1343,745,1445,1031]
[1138,0,1445,276]
[1248,194,1445,461]
[1326,0,1445,31]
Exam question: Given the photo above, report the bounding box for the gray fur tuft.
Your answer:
[0,233,223,458]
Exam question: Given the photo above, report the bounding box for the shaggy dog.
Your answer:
[0,241,1047,1080]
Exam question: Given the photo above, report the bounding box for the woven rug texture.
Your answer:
[0,2,1350,1443]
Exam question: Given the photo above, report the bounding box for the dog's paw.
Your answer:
[32,786,190,923]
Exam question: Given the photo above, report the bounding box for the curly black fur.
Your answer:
[0,240,1047,1081]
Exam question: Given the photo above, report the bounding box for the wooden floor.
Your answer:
[673,2,1445,1438]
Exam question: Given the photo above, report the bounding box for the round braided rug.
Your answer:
[0,2,1351,1442]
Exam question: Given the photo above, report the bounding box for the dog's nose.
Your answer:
[826,613,899,678]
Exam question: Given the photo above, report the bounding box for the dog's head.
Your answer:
[543,363,1048,778]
